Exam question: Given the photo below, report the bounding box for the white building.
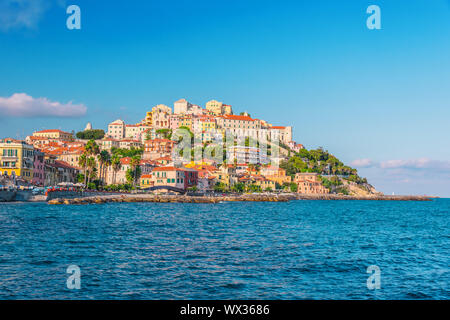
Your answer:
[125,124,152,140]
[107,119,126,140]
[174,98,192,114]
[226,146,269,165]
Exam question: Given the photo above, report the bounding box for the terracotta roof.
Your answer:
[120,157,131,165]
[219,115,255,122]
[35,129,71,134]
[155,156,172,161]
[153,166,183,172]
[145,138,174,144]
[140,159,157,165]
[53,160,78,170]
[141,174,152,179]
[29,136,49,140]
[0,138,23,143]
[269,126,286,130]
[191,165,216,172]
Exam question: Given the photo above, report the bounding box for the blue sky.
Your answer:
[0,0,449,196]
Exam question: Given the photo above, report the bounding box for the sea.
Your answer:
[0,199,448,299]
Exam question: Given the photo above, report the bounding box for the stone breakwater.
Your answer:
[47,193,432,205]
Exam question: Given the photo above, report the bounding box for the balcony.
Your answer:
[0,155,18,161]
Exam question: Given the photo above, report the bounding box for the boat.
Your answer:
[0,189,16,202]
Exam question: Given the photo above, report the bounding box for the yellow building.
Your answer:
[33,129,74,141]
[260,166,292,185]
[255,178,276,190]
[179,115,193,130]
[140,174,154,188]
[206,100,233,116]
[200,116,216,132]
[239,174,276,190]
[143,111,153,126]
[206,100,223,115]
[0,138,34,181]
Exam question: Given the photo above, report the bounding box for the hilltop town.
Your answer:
[0,98,377,196]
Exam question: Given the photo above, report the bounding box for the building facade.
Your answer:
[0,138,34,182]
[107,119,126,140]
[294,173,329,194]
[33,129,74,142]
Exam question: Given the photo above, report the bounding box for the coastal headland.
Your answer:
[47,193,432,205]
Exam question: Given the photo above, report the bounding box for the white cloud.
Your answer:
[354,158,450,196]
[351,157,450,173]
[0,93,87,117]
[380,158,450,171]
[0,0,65,32]
[350,158,374,168]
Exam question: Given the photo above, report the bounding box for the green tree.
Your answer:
[289,182,298,193]
[86,156,97,187]
[111,155,122,185]
[231,182,245,193]
[247,184,262,193]
[78,153,87,186]
[214,182,227,193]
[76,129,105,140]
[97,150,111,185]
[156,128,172,139]
[129,155,141,188]
[83,140,100,187]
[111,146,144,158]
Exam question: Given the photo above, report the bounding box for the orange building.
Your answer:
[294,173,329,194]
[143,139,175,160]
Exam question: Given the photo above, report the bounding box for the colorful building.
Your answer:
[151,166,198,191]
[294,173,329,194]
[32,150,45,186]
[143,138,175,160]
[140,174,154,188]
[260,165,291,185]
[107,119,126,140]
[0,138,34,182]
[33,129,74,142]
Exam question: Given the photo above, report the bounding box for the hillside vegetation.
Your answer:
[280,147,381,196]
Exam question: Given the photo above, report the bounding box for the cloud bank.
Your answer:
[0,93,87,118]
[350,158,373,168]
[351,157,450,196]
[0,0,65,32]
[352,158,450,172]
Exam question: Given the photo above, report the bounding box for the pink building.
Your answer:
[169,114,181,130]
[32,150,45,186]
[152,166,198,190]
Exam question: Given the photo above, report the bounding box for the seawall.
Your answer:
[47,193,432,205]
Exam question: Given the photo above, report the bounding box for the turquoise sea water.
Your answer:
[0,199,448,299]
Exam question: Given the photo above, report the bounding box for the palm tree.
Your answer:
[78,154,87,186]
[82,140,100,187]
[86,156,97,188]
[130,155,141,188]
[111,155,122,185]
[103,153,112,186]
[97,150,111,185]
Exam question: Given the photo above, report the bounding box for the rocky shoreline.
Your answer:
[47,193,433,205]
